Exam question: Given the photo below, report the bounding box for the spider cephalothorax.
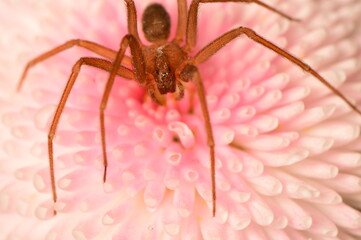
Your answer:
[18,0,361,217]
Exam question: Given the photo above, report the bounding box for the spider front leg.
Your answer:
[193,26,361,115]
[178,64,216,216]
[47,57,133,215]
[17,39,132,91]
[18,0,142,92]
[100,0,151,184]
[100,34,146,182]
[185,0,300,51]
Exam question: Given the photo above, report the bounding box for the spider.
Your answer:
[18,0,361,217]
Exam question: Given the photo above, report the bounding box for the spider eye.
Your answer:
[142,3,171,42]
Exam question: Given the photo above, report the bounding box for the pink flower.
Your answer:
[1,0,361,239]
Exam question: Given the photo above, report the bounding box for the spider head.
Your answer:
[142,3,171,42]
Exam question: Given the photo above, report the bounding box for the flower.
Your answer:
[1,0,361,239]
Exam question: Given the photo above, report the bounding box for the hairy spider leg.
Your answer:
[193,68,216,216]
[174,61,217,216]
[174,0,188,44]
[185,0,300,51]
[125,0,142,44]
[17,0,142,92]
[182,0,298,216]
[47,57,133,214]
[17,39,133,91]
[191,25,361,215]
[100,34,146,182]
[193,26,361,115]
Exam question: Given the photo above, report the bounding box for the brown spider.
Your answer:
[18,0,361,217]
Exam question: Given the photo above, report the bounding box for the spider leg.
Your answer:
[173,0,188,44]
[193,26,361,115]
[177,63,216,216]
[192,67,216,216]
[185,0,299,51]
[48,57,133,215]
[124,0,142,44]
[100,34,146,182]
[18,39,132,91]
